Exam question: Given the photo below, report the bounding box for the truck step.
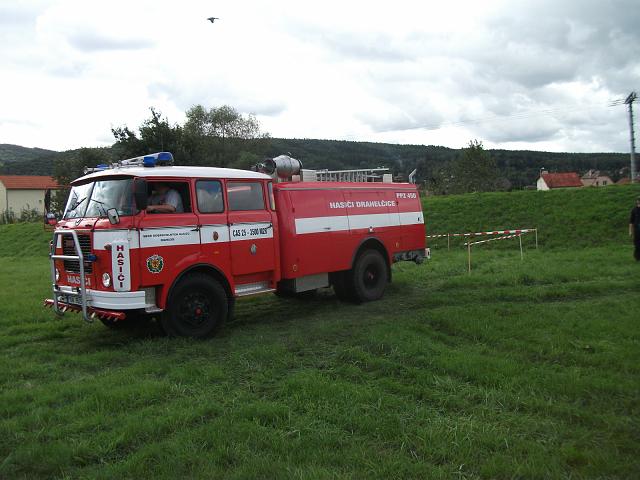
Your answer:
[234,282,275,297]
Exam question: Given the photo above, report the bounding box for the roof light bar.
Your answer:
[122,152,174,168]
[83,152,175,174]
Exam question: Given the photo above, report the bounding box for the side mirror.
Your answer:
[107,208,120,225]
[133,178,148,211]
[45,212,58,226]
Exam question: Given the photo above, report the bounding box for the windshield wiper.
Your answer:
[89,198,108,217]
[68,196,88,214]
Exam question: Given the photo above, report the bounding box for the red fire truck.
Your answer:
[45,152,427,337]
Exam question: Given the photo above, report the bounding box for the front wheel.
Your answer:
[350,249,389,303]
[161,274,228,338]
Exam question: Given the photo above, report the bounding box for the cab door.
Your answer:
[226,181,276,285]
[137,180,200,286]
[195,179,232,278]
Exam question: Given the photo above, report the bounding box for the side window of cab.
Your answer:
[146,182,192,214]
[196,180,224,213]
[227,182,265,211]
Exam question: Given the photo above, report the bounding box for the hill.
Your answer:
[268,138,630,188]
[0,140,631,189]
[0,144,59,176]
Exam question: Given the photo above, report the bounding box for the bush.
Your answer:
[0,206,42,225]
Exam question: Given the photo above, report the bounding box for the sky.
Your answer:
[1,0,639,153]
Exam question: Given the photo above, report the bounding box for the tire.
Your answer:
[350,249,389,303]
[161,274,228,338]
[332,270,355,301]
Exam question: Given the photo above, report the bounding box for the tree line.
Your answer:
[0,104,632,204]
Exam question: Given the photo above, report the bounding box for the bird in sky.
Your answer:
[207,17,219,23]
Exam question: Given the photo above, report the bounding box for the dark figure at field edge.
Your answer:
[629,196,640,261]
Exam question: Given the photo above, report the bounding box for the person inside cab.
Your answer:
[146,182,184,213]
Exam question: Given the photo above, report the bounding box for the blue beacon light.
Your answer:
[143,156,156,167]
[142,152,174,167]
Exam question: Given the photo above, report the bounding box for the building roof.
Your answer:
[0,175,59,190]
[617,177,631,185]
[541,172,583,188]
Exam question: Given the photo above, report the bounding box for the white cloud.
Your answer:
[0,0,638,152]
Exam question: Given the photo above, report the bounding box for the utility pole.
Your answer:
[625,92,637,182]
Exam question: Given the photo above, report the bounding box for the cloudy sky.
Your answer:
[1,0,639,153]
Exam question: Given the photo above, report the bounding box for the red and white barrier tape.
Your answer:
[464,233,521,246]
[427,228,535,239]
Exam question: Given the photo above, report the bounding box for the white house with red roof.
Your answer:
[536,171,583,191]
[0,175,60,214]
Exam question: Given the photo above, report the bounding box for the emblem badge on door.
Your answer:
[250,244,257,255]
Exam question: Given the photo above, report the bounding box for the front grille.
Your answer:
[63,234,93,273]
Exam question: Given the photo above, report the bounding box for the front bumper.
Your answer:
[44,299,127,321]
[52,286,148,310]
[44,286,156,323]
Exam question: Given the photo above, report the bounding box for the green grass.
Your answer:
[1,187,640,478]
[423,183,640,249]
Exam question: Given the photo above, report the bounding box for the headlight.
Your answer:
[55,268,60,281]
[102,272,112,287]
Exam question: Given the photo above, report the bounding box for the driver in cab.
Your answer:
[146,183,184,213]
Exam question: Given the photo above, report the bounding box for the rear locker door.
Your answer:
[289,188,351,276]
[343,189,399,234]
[395,187,425,250]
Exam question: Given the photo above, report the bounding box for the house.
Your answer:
[0,175,60,214]
[536,171,583,191]
[581,169,613,187]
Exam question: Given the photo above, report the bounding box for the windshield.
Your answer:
[63,178,135,220]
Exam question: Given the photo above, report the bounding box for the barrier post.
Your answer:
[467,243,471,274]
[447,233,450,251]
[519,234,523,260]
[535,229,538,249]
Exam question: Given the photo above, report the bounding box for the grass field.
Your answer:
[1,186,639,478]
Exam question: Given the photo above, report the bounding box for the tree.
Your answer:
[183,105,270,167]
[111,105,270,168]
[112,108,185,160]
[449,140,505,194]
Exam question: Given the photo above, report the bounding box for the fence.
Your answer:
[427,228,538,251]
[426,228,538,273]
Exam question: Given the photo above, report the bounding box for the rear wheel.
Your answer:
[350,249,388,303]
[161,274,228,338]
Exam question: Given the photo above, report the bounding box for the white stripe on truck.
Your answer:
[295,211,423,235]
